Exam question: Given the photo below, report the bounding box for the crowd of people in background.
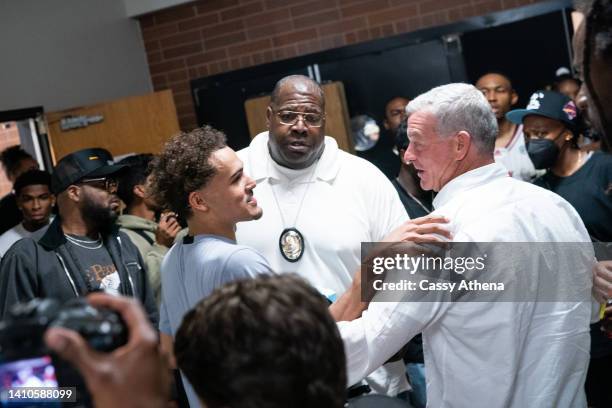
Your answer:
[0,1,610,407]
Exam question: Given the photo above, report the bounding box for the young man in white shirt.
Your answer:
[0,169,54,257]
[475,72,538,181]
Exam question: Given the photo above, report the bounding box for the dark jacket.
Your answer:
[0,216,158,324]
[0,193,21,235]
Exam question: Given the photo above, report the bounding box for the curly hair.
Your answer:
[148,126,226,219]
[175,274,347,408]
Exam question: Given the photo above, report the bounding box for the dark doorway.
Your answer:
[318,39,459,123]
[462,10,573,107]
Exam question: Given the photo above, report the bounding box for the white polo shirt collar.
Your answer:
[246,132,342,184]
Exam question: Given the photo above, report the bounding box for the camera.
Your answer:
[0,297,127,359]
[0,298,127,405]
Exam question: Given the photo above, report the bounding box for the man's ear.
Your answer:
[133,184,146,199]
[66,185,81,202]
[50,194,56,208]
[188,190,209,213]
[511,90,519,106]
[383,118,390,130]
[455,131,471,160]
[266,106,273,130]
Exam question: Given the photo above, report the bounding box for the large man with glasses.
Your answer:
[0,148,157,324]
[235,75,413,397]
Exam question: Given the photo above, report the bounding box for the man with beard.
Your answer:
[358,97,410,179]
[0,148,157,324]
[573,3,612,405]
[475,72,538,181]
[575,0,612,153]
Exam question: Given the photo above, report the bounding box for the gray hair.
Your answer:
[405,83,498,154]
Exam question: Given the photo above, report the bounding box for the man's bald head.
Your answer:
[266,75,326,169]
[270,75,325,109]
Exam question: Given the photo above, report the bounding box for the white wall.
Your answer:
[0,0,152,113]
[123,0,193,17]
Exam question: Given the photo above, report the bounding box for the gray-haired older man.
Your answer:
[335,83,594,407]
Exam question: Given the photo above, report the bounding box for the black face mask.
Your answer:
[526,129,568,169]
[527,138,559,169]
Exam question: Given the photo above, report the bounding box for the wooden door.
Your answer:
[46,90,180,162]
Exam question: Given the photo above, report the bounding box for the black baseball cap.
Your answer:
[51,148,127,194]
[506,90,578,129]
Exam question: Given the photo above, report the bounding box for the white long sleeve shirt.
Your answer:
[338,163,593,408]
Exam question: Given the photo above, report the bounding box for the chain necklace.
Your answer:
[268,159,319,262]
[64,233,103,250]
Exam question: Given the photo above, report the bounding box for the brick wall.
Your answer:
[139,0,544,130]
[0,122,21,197]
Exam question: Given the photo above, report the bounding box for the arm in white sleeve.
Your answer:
[337,299,448,386]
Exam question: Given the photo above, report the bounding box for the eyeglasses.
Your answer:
[79,177,118,193]
[275,110,324,127]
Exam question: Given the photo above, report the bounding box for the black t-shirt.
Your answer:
[533,152,612,242]
[534,152,612,358]
[65,236,121,294]
[0,193,22,235]
[391,179,433,219]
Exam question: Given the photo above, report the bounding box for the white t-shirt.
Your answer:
[338,163,593,408]
[236,132,410,396]
[494,125,538,181]
[0,223,37,258]
[236,132,407,296]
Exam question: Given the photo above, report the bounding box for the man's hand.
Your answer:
[156,212,181,248]
[44,293,170,408]
[383,215,452,243]
[330,216,452,322]
[592,260,612,304]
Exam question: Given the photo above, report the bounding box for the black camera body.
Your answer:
[0,297,127,360]
[0,298,127,406]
